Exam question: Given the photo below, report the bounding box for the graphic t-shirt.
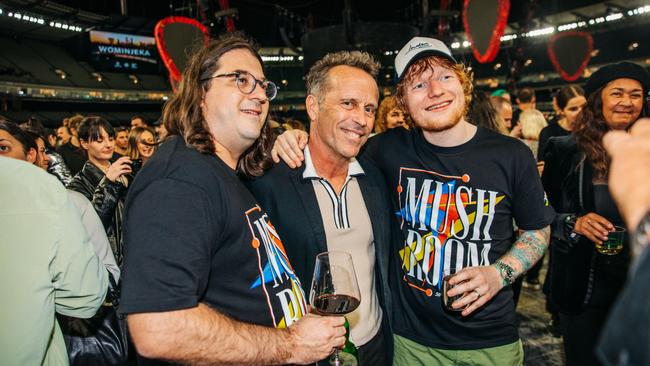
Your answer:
[363,127,555,350]
[120,136,307,330]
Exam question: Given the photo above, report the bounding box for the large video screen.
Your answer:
[89,30,159,73]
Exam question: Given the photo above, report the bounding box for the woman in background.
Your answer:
[68,116,132,266]
[519,109,548,159]
[468,91,508,135]
[373,95,410,133]
[542,62,648,366]
[538,85,586,162]
[126,126,156,166]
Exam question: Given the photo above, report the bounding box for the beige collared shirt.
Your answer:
[303,146,383,346]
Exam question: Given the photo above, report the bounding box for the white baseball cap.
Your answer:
[395,36,457,82]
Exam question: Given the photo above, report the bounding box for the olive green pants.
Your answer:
[393,334,524,366]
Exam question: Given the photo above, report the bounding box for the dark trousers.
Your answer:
[560,307,609,366]
[358,326,390,366]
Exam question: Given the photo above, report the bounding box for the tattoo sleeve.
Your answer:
[495,226,551,286]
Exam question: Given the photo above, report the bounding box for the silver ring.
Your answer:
[473,289,481,299]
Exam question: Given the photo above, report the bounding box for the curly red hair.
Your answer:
[395,56,474,119]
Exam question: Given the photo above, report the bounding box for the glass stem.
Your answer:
[334,349,341,366]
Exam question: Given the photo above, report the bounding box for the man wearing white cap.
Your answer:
[272,36,554,365]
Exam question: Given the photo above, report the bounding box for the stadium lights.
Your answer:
[523,26,556,37]
[500,34,518,41]
[54,69,67,79]
[0,8,82,31]
[491,5,648,45]
[628,5,650,16]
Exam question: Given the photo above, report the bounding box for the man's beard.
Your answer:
[415,106,465,132]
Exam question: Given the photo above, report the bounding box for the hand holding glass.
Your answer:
[442,267,470,312]
[595,226,626,255]
[310,251,361,366]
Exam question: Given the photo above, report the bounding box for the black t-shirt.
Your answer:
[363,127,555,350]
[120,136,307,329]
[56,142,86,176]
[537,122,570,162]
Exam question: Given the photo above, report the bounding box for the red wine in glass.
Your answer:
[310,251,361,366]
[313,294,360,315]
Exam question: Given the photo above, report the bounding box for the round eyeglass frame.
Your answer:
[200,71,278,101]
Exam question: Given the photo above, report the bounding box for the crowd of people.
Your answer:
[1,31,650,366]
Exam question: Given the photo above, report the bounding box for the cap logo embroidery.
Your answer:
[407,42,431,54]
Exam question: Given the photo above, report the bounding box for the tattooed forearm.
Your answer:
[497,226,550,280]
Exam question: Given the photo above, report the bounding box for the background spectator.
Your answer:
[374,95,410,133]
[1,149,107,365]
[519,109,548,159]
[469,91,508,135]
[126,126,156,167]
[114,127,129,157]
[68,116,132,265]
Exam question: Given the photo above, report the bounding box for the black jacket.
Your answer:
[67,161,127,265]
[246,158,395,359]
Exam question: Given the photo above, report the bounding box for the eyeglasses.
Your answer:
[201,71,278,101]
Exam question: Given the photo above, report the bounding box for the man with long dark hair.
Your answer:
[119,33,345,365]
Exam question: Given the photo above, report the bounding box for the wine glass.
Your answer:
[310,251,361,366]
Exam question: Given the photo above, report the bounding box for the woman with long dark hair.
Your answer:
[542,62,650,365]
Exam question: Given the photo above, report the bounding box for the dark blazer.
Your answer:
[246,158,394,353]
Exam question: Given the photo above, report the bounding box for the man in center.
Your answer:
[247,51,393,365]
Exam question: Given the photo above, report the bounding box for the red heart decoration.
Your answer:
[154,16,210,90]
[462,0,510,63]
[547,31,593,82]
